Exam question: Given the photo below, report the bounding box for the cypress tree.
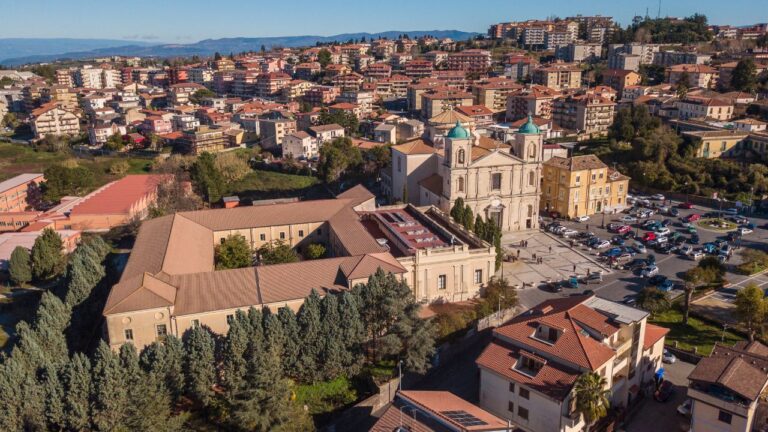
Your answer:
[184,326,217,406]
[319,294,344,380]
[463,205,474,230]
[296,290,322,382]
[8,246,32,286]
[31,228,66,281]
[450,197,466,225]
[474,214,486,239]
[91,341,129,431]
[222,310,250,398]
[62,353,92,432]
[277,306,301,378]
[338,291,365,376]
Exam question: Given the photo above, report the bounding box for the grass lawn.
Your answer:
[294,376,358,415]
[650,308,743,356]
[0,142,154,187]
[228,170,320,200]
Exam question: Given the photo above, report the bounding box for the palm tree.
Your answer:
[681,267,704,324]
[573,372,611,432]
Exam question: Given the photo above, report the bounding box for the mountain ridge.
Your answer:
[0,30,479,65]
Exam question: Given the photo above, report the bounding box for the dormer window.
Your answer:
[514,351,546,377]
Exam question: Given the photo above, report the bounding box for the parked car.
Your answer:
[663,349,677,364]
[611,236,625,246]
[655,227,671,236]
[641,265,659,278]
[648,275,667,286]
[690,234,700,244]
[677,399,692,417]
[679,245,694,256]
[594,240,611,249]
[542,281,563,292]
[684,214,701,223]
[703,243,718,254]
[561,228,579,237]
[581,272,604,284]
[620,215,638,224]
[659,279,675,292]
[724,208,739,215]
[602,247,623,257]
[738,227,753,235]
[574,215,590,222]
[654,380,675,402]
[679,202,694,209]
[651,194,665,201]
[632,243,647,254]
[689,251,705,261]
[643,232,657,242]
[669,208,680,217]
[657,243,677,254]
[617,225,632,235]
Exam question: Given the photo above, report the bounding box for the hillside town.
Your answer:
[3,6,768,432]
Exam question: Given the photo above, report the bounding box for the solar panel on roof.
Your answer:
[440,410,488,427]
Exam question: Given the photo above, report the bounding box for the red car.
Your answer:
[643,232,657,242]
[617,225,632,234]
[684,214,701,223]
[679,202,694,209]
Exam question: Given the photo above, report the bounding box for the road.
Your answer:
[626,360,696,432]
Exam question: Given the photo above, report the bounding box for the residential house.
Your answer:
[282,131,317,160]
[30,103,79,139]
[532,63,582,90]
[683,130,748,159]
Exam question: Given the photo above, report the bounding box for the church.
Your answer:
[386,110,543,232]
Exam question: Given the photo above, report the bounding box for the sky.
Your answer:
[1,0,765,42]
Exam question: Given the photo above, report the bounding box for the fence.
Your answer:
[476,306,519,332]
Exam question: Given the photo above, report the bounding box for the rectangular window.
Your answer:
[474,269,483,284]
[438,274,447,290]
[591,174,596,181]
[508,401,514,412]
[156,324,167,338]
[279,232,286,240]
[519,388,530,399]
[518,406,529,420]
[226,314,234,324]
[509,382,515,392]
[718,411,732,424]
[124,329,134,341]
[575,175,580,184]
[259,233,266,241]
[299,230,304,237]
[491,173,502,190]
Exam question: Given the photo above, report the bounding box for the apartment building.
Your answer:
[403,60,434,79]
[421,90,474,119]
[503,55,537,81]
[282,131,317,160]
[294,62,321,81]
[683,130,748,159]
[446,50,492,73]
[688,341,768,432]
[0,174,44,213]
[102,186,495,350]
[40,85,78,111]
[177,126,227,155]
[532,63,582,91]
[558,43,603,63]
[608,43,660,65]
[330,72,364,91]
[303,86,341,107]
[676,98,734,121]
[256,72,291,98]
[280,80,313,102]
[30,103,80,139]
[309,123,345,143]
[472,78,523,113]
[608,53,641,72]
[552,94,615,136]
[653,51,711,67]
[506,85,560,121]
[188,67,214,86]
[168,82,206,105]
[541,155,630,217]
[667,64,719,89]
[602,69,642,94]
[477,295,667,432]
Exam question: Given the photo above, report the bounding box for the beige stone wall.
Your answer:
[542,165,628,218]
[106,307,173,350]
[212,222,327,252]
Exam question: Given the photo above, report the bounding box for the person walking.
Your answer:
[548,245,552,253]
[573,264,576,273]
[517,249,520,258]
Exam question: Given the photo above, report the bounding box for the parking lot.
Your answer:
[505,195,768,311]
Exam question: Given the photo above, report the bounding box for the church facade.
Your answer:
[388,111,543,232]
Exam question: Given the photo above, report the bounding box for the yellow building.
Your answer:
[684,130,748,159]
[541,155,630,218]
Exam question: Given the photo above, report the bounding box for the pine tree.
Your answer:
[62,353,92,432]
[91,341,129,431]
[277,306,301,378]
[222,310,250,398]
[0,356,45,431]
[164,335,186,403]
[231,343,292,431]
[319,294,344,380]
[33,291,71,364]
[8,246,32,286]
[394,303,437,374]
[31,228,66,281]
[42,365,66,431]
[296,290,322,382]
[64,244,106,307]
[338,291,365,376]
[263,307,286,358]
[184,326,217,406]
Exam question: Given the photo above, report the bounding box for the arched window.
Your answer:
[528,171,535,186]
[529,143,536,158]
[457,177,465,193]
[457,149,465,164]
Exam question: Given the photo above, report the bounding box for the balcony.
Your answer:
[688,386,751,418]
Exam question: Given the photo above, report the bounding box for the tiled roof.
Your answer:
[69,175,169,216]
[476,339,580,401]
[544,155,608,172]
[418,173,443,196]
[643,323,669,350]
[493,295,618,370]
[392,138,437,155]
[689,343,768,401]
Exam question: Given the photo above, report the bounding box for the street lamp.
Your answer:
[497,293,506,326]
[722,324,729,342]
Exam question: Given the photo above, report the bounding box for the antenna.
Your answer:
[657,0,661,19]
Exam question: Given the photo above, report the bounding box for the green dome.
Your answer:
[447,121,470,139]
[518,115,541,134]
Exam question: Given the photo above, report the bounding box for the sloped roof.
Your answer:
[392,138,437,155]
[544,155,607,172]
[689,343,768,401]
[69,175,169,216]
